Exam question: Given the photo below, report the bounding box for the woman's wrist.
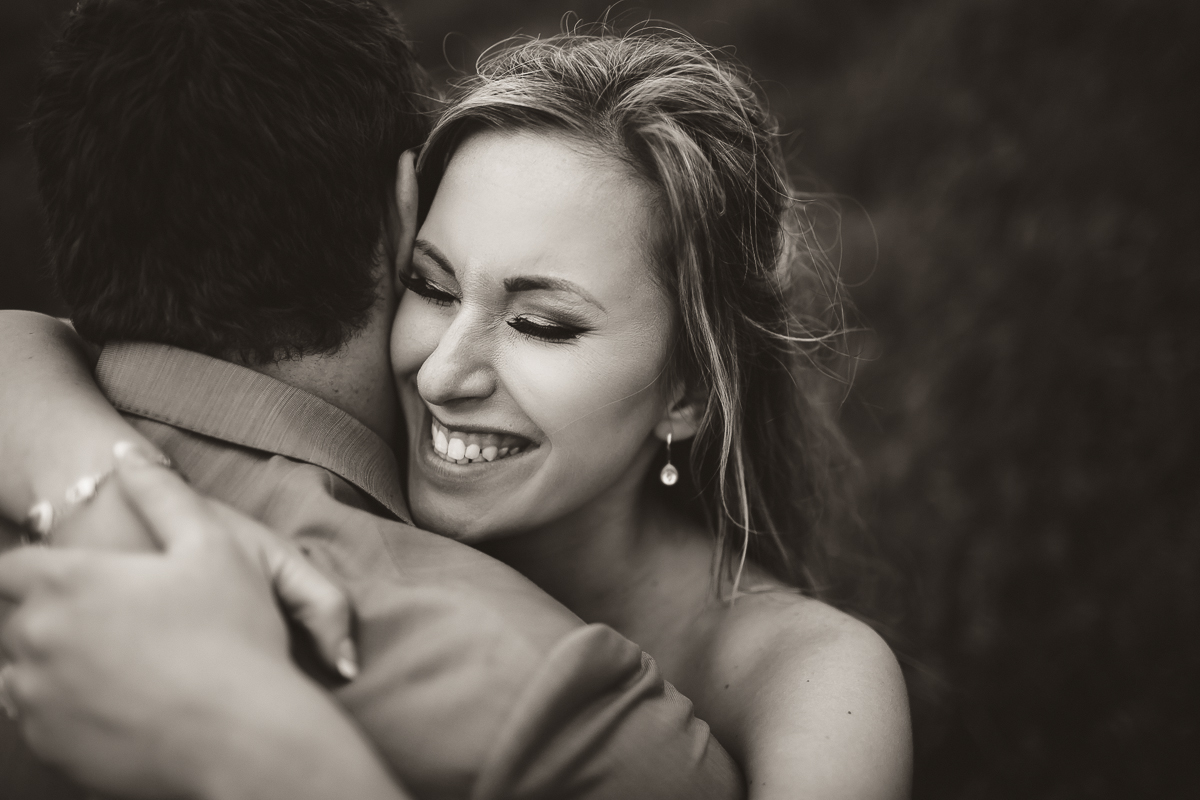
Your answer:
[0,311,159,523]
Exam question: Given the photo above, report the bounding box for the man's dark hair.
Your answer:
[30,0,431,362]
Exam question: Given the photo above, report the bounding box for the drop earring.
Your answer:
[660,432,679,486]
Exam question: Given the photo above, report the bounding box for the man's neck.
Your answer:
[246,300,398,446]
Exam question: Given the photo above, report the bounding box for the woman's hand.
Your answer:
[0,448,407,800]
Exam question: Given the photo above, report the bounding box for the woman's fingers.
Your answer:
[111,441,358,678]
[207,502,358,679]
[111,443,208,550]
[0,545,88,603]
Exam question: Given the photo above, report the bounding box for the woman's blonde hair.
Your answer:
[418,27,861,599]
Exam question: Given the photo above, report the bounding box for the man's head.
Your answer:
[31,0,430,363]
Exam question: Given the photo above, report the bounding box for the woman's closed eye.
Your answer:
[508,314,587,343]
[402,267,588,342]
[399,271,457,307]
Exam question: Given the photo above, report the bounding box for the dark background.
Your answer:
[3,1,1197,797]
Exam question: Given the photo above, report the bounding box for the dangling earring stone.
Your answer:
[660,432,679,486]
[660,462,679,485]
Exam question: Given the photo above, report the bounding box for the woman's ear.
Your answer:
[653,390,703,443]
[389,150,419,285]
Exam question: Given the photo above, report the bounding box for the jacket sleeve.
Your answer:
[473,624,744,800]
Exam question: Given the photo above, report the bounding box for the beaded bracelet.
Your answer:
[22,470,114,543]
[21,446,172,544]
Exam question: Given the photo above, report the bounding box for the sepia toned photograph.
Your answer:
[0,1,1195,798]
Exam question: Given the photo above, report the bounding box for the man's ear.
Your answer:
[653,388,704,443]
[389,150,419,285]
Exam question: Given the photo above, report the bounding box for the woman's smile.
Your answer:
[407,402,546,504]
[428,414,534,465]
[418,396,540,467]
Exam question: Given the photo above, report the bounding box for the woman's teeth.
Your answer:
[431,420,528,465]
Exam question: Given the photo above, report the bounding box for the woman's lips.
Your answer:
[429,417,533,465]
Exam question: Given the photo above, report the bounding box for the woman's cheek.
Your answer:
[502,343,593,431]
[506,339,659,458]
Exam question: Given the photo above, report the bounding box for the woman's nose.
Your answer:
[417,311,497,406]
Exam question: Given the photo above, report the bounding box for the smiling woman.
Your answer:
[394,130,674,540]
[387,30,911,799]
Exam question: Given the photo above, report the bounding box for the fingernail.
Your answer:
[114,440,150,466]
[336,638,359,680]
[114,442,172,469]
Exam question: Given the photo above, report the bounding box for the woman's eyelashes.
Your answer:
[402,269,590,343]
[508,315,587,342]
[399,270,457,306]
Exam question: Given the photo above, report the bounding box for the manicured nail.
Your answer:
[113,441,172,469]
[336,638,359,680]
[113,440,150,466]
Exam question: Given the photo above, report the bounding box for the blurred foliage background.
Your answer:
[2,0,1197,796]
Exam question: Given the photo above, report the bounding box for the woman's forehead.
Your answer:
[421,129,662,299]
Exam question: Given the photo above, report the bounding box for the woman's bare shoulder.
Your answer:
[711,586,908,717]
[707,586,912,799]
[716,587,894,667]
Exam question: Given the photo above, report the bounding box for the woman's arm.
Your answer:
[0,315,357,668]
[0,315,394,796]
[0,310,157,524]
[0,453,409,800]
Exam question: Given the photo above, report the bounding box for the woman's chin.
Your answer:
[403,414,550,541]
[407,490,518,544]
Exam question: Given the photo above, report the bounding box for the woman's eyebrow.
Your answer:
[503,275,607,313]
[413,239,454,275]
